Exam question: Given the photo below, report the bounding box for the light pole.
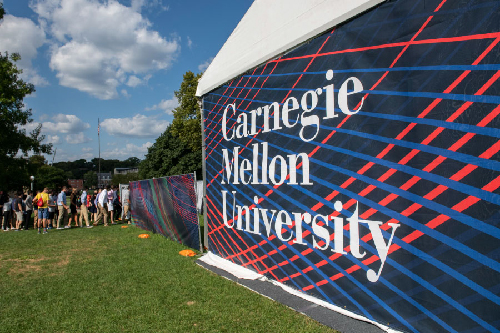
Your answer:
[30,175,35,191]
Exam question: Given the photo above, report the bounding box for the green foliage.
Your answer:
[139,125,201,179]
[170,71,203,152]
[83,170,98,187]
[34,164,68,190]
[111,172,140,186]
[53,157,142,180]
[0,38,52,190]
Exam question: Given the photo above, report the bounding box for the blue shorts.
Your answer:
[38,208,49,219]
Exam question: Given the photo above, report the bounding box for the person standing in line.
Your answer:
[89,193,97,223]
[32,190,40,231]
[107,186,115,224]
[22,193,27,229]
[2,194,11,231]
[57,187,69,230]
[10,197,17,229]
[94,187,108,226]
[34,188,50,234]
[67,189,78,228]
[47,190,57,229]
[52,191,59,225]
[0,191,4,230]
[25,190,33,230]
[79,187,92,228]
[13,191,23,231]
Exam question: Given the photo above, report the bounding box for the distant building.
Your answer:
[114,167,139,175]
[97,172,112,187]
[68,179,84,190]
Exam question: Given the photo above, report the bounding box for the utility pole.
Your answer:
[98,118,101,188]
[52,148,57,165]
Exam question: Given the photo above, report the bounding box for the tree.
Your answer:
[0,7,52,191]
[139,125,201,179]
[170,71,203,152]
[83,170,98,188]
[34,165,68,190]
[111,172,140,186]
[121,157,140,167]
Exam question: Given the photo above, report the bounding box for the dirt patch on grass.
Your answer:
[6,253,76,278]
[5,256,47,276]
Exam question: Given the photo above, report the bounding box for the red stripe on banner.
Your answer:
[270,32,500,64]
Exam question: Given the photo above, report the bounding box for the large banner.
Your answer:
[202,0,500,332]
[130,174,201,250]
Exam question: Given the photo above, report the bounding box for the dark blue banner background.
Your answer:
[202,1,500,331]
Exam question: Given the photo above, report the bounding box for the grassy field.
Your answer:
[0,224,338,333]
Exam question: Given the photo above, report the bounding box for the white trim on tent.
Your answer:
[196,0,384,97]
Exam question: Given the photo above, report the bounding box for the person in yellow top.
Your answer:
[34,187,50,234]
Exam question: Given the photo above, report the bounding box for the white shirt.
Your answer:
[3,199,11,211]
[98,189,107,206]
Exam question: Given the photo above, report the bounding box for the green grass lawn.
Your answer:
[0,224,338,333]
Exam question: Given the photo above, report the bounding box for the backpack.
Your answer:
[37,196,44,207]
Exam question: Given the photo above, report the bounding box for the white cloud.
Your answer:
[126,75,142,88]
[187,36,193,49]
[82,147,93,152]
[39,114,50,122]
[102,142,152,159]
[100,114,169,138]
[121,89,131,98]
[42,114,90,134]
[198,57,214,72]
[131,0,169,13]
[145,96,178,114]
[0,14,48,86]
[52,148,93,162]
[31,0,180,99]
[126,74,152,88]
[46,134,61,145]
[65,132,91,144]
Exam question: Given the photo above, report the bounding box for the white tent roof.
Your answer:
[196,0,384,97]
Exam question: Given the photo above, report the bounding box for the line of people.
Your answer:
[0,185,130,234]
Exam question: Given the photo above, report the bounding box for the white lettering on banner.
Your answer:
[221,72,365,143]
[221,191,400,282]
[217,71,398,282]
[221,142,312,186]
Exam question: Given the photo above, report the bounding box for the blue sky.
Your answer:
[1,0,252,162]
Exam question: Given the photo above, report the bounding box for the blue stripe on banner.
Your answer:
[242,64,500,78]
[218,86,500,105]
